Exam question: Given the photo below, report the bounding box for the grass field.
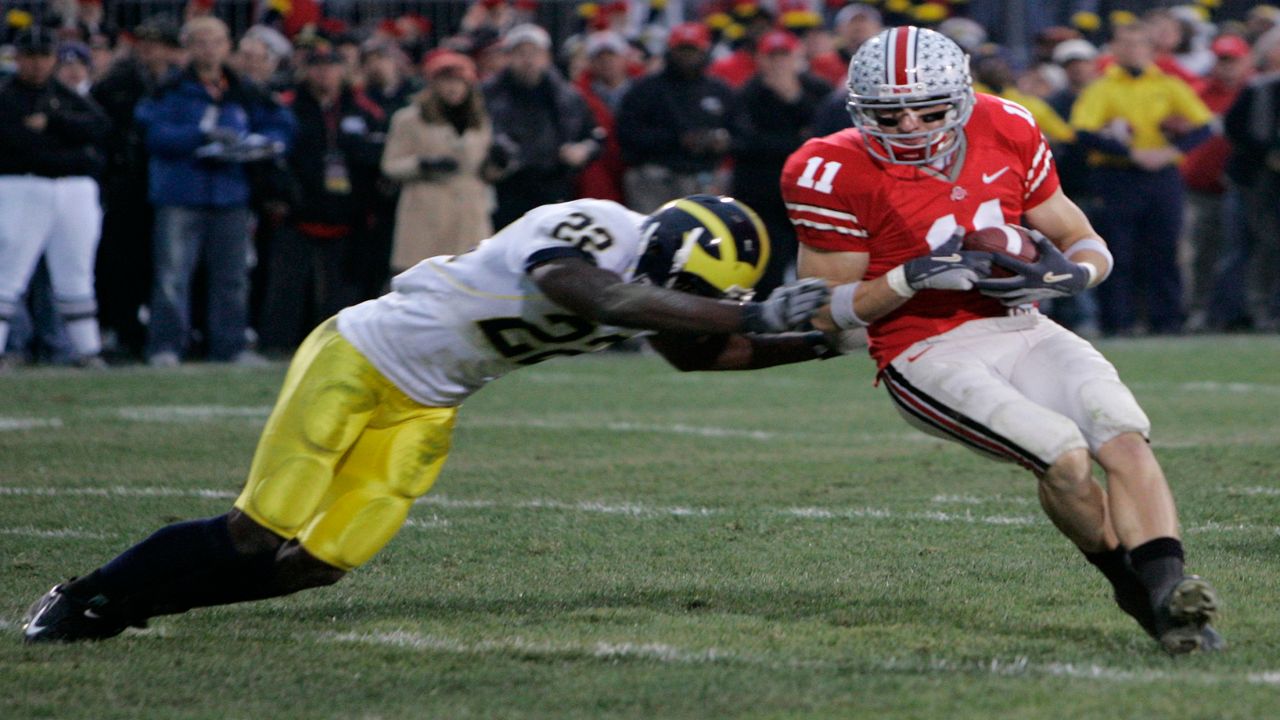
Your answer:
[2,335,1279,719]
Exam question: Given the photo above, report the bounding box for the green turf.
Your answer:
[2,335,1279,719]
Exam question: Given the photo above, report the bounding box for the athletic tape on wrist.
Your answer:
[885,265,916,298]
[1065,238,1112,286]
[829,282,867,329]
[1078,262,1099,287]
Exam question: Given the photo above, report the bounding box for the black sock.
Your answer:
[64,514,240,605]
[1128,537,1185,606]
[137,550,279,617]
[1084,546,1156,636]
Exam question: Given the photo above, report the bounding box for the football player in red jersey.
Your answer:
[783,26,1223,654]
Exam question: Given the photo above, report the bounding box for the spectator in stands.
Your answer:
[55,41,93,96]
[616,22,734,212]
[708,3,776,89]
[1046,38,1103,336]
[572,30,632,203]
[793,14,843,88]
[810,5,885,137]
[91,15,182,360]
[1098,10,1199,86]
[1070,20,1213,336]
[729,29,829,298]
[360,39,417,118]
[1218,26,1280,332]
[483,23,600,227]
[136,16,293,366]
[0,27,110,370]
[87,32,115,82]
[1244,5,1280,44]
[233,26,290,93]
[358,39,418,299]
[1180,34,1253,332]
[381,50,493,272]
[831,3,882,61]
[972,44,1075,144]
[258,44,384,352]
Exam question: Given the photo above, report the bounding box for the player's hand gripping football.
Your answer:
[974,231,1090,305]
[899,229,993,292]
[743,278,831,333]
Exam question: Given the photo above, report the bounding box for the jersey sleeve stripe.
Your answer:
[523,246,593,273]
[1025,146,1054,197]
[790,218,869,238]
[784,202,861,225]
[1028,140,1047,175]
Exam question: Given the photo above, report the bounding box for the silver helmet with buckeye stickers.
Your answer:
[846,26,975,165]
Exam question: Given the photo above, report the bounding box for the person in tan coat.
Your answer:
[382,51,493,272]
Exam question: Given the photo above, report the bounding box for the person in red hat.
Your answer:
[729,27,831,299]
[615,21,734,211]
[381,50,494,272]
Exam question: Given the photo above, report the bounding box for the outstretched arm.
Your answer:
[529,256,828,336]
[646,331,836,372]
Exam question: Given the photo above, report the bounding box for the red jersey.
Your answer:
[782,93,1061,370]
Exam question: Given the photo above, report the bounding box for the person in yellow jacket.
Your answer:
[1068,21,1213,335]
[971,45,1076,144]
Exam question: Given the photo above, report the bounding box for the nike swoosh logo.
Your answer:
[1043,271,1073,283]
[935,254,963,263]
[907,346,934,362]
[982,167,1010,184]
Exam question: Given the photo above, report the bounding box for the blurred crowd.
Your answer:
[1,0,1278,369]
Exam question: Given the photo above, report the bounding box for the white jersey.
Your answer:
[338,199,650,407]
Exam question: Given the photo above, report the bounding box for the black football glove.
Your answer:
[742,278,831,334]
[974,231,1090,305]
[900,229,993,292]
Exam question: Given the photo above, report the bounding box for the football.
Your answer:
[962,224,1040,277]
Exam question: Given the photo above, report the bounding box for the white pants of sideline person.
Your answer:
[0,175,103,357]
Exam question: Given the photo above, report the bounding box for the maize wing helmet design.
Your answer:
[636,195,771,301]
[847,26,975,165]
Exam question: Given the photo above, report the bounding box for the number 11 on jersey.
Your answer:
[796,156,843,194]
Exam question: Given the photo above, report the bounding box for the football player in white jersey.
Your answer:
[785,27,1221,653]
[22,195,834,643]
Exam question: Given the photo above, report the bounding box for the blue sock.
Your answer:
[66,514,240,602]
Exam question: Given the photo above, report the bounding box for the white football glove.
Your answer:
[742,278,831,334]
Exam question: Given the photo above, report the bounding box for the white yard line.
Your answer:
[322,629,1280,686]
[1233,486,1280,496]
[0,486,235,499]
[0,526,114,539]
[4,486,1277,533]
[1,617,1277,687]
[0,417,63,431]
[466,416,781,440]
[61,404,1275,450]
[403,515,450,530]
[115,406,272,422]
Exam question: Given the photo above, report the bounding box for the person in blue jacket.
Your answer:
[135,15,293,366]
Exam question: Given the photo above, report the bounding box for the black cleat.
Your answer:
[21,584,130,644]
[1198,624,1227,652]
[1153,576,1221,655]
